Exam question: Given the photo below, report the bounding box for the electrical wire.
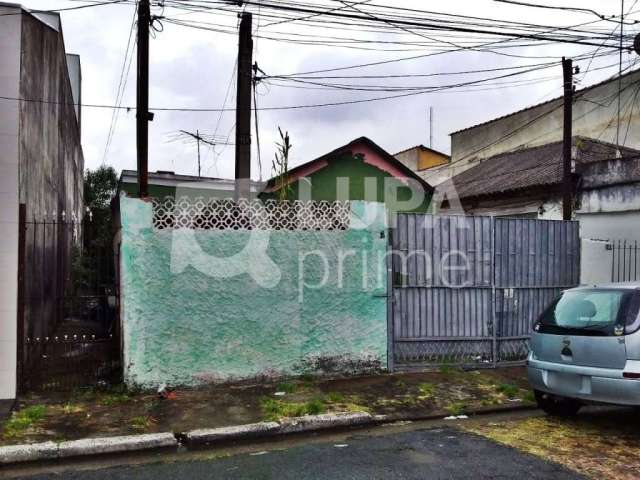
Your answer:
[101,1,138,164]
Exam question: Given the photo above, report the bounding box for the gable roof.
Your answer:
[265,137,434,192]
[451,68,640,136]
[394,144,451,159]
[451,137,640,200]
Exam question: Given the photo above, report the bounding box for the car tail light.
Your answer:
[623,372,640,379]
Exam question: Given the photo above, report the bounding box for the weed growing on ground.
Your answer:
[445,402,467,416]
[62,403,84,414]
[325,392,346,403]
[275,382,297,394]
[417,383,436,400]
[496,383,520,399]
[261,397,327,421]
[439,365,460,376]
[523,391,536,403]
[99,392,131,406]
[2,405,46,439]
[130,415,154,431]
[394,379,407,390]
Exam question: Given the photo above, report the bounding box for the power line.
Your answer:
[214,0,630,49]
[1,60,635,112]
[101,1,138,164]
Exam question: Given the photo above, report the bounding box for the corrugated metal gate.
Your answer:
[389,214,580,370]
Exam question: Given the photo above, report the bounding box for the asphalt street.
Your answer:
[11,426,583,480]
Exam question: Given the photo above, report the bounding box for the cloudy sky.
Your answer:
[23,0,639,180]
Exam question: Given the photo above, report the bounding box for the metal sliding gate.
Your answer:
[390,214,580,369]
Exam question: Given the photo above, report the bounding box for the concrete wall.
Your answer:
[119,196,388,388]
[450,69,640,166]
[0,6,21,400]
[19,12,84,224]
[65,53,81,132]
[580,238,613,285]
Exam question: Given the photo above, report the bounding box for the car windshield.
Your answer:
[540,289,632,330]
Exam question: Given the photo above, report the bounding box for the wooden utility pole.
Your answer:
[136,0,151,197]
[235,12,253,199]
[562,57,573,221]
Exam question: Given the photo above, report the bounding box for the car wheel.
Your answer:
[534,390,581,417]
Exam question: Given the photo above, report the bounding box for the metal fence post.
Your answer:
[491,216,498,367]
[16,204,26,394]
[386,218,395,373]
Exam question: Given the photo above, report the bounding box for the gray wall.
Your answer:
[0,5,21,400]
[451,70,640,166]
[19,12,84,224]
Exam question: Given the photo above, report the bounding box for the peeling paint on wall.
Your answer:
[119,196,388,388]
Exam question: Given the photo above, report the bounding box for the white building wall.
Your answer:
[0,6,21,400]
[449,69,640,169]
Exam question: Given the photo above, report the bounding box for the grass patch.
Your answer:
[130,415,154,431]
[496,383,520,399]
[2,405,46,439]
[523,391,536,403]
[439,365,461,376]
[417,382,436,400]
[275,382,297,394]
[325,392,346,403]
[261,397,327,421]
[445,402,467,416]
[99,392,131,406]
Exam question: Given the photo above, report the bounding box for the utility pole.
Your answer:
[562,57,573,221]
[196,129,200,178]
[136,0,151,197]
[235,12,253,199]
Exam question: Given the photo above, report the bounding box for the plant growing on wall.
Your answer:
[272,127,293,201]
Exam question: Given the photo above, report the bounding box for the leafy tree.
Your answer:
[83,166,118,255]
[75,166,118,292]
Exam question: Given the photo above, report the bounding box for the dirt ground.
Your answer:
[464,406,640,480]
[1,367,532,445]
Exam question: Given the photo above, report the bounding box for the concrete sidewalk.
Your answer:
[0,367,534,464]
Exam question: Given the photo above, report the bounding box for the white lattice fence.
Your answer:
[152,197,351,231]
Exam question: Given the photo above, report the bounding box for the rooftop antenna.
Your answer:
[167,130,228,178]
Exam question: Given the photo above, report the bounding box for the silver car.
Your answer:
[528,282,640,415]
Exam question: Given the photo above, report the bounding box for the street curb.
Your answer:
[0,404,537,465]
[0,433,177,465]
[184,422,281,444]
[182,413,373,446]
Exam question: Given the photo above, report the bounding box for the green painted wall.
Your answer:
[120,195,388,388]
[262,154,431,213]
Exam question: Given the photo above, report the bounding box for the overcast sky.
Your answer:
[23,0,638,180]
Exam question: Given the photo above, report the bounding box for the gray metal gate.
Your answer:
[389,214,580,370]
